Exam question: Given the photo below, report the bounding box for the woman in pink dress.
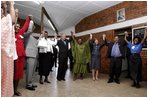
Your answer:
[1,1,16,97]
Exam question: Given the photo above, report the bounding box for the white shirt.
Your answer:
[47,38,57,53]
[38,37,48,53]
[38,37,57,53]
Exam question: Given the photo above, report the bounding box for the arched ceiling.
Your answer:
[14,1,123,33]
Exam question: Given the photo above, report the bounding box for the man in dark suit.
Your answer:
[106,36,125,84]
[57,33,69,81]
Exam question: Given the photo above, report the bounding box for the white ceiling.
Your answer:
[14,1,123,33]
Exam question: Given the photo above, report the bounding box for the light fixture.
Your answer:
[48,20,56,31]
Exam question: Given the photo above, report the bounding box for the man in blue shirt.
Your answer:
[106,36,125,84]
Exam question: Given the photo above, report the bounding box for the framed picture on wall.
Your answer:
[132,26,147,49]
[117,8,125,22]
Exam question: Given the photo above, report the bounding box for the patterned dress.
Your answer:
[1,14,16,97]
[71,39,91,74]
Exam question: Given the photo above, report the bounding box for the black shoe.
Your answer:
[14,91,22,96]
[44,80,51,83]
[107,79,114,83]
[32,84,37,88]
[131,80,136,87]
[62,79,66,81]
[39,80,43,84]
[136,84,141,88]
[57,78,61,81]
[131,84,136,87]
[114,79,120,84]
[26,86,35,91]
[131,83,136,87]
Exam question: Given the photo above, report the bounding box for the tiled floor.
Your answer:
[16,67,147,97]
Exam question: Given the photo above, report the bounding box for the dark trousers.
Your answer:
[130,54,142,83]
[109,57,122,80]
[57,57,68,80]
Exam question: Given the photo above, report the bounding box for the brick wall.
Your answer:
[75,1,147,81]
[75,1,147,33]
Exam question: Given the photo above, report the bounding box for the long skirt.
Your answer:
[1,50,14,97]
[39,52,52,76]
[130,54,142,82]
[73,63,87,74]
[14,56,25,80]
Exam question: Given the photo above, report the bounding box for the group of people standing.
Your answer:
[1,1,147,97]
[38,29,147,90]
[37,29,147,90]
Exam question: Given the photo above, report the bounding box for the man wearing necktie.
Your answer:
[57,33,70,81]
[105,36,125,84]
[63,40,66,45]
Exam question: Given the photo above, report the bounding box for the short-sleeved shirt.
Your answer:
[127,42,143,54]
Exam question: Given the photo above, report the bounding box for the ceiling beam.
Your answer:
[42,7,58,34]
[41,7,44,32]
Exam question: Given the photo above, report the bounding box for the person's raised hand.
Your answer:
[124,31,128,37]
[90,33,92,40]
[102,34,106,40]
[71,31,75,36]
[28,15,33,20]
[15,9,19,18]
[144,29,147,38]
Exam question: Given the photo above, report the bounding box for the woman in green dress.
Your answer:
[71,31,92,81]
